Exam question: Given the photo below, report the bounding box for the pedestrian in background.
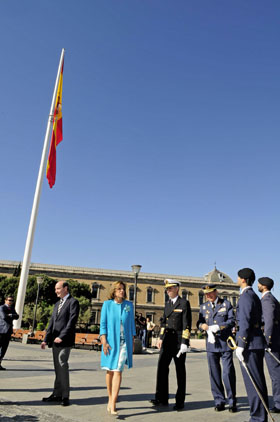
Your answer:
[0,295,19,370]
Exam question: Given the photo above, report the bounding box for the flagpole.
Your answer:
[14,48,65,328]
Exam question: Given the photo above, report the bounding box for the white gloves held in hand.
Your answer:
[207,330,215,344]
[208,324,220,333]
[176,343,190,358]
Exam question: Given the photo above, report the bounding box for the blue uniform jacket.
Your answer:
[100,300,136,370]
[261,292,280,352]
[197,297,235,352]
[236,287,265,350]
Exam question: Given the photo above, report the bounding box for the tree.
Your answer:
[1,274,93,331]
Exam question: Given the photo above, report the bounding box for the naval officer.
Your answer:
[150,279,192,411]
[197,284,236,412]
[258,277,280,414]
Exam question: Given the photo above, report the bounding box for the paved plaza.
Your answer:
[0,342,279,422]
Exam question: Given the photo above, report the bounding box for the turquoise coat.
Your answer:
[100,300,136,370]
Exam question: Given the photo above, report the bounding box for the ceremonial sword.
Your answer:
[265,348,280,365]
[227,336,275,422]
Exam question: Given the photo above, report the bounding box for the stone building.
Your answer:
[0,260,239,331]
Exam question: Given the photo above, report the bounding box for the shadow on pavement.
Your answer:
[0,415,39,421]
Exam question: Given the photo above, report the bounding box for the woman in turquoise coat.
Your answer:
[100,281,136,415]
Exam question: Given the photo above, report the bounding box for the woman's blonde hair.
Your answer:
[108,281,127,300]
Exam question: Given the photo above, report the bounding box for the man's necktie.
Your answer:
[57,298,64,315]
[212,303,216,311]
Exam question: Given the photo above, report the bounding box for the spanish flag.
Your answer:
[46,59,64,188]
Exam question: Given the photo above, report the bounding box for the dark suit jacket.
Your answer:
[160,296,192,348]
[44,295,80,348]
[236,287,265,350]
[261,292,280,351]
[197,297,235,352]
[0,304,19,334]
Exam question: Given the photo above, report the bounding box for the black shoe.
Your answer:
[42,394,62,402]
[173,404,184,411]
[61,398,70,406]
[214,404,225,412]
[229,405,237,413]
[270,407,280,413]
[150,399,168,407]
[0,365,6,370]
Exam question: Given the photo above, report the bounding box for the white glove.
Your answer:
[209,324,220,333]
[207,330,215,344]
[176,343,189,358]
[236,347,244,362]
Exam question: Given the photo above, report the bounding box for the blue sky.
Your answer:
[1,1,280,297]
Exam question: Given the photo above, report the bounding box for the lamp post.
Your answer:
[131,265,142,318]
[31,276,44,335]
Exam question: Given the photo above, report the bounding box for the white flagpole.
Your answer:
[14,48,65,328]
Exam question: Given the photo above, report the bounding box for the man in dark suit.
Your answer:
[41,281,79,406]
[197,284,236,412]
[258,277,280,414]
[150,279,192,411]
[0,295,19,370]
[236,268,268,422]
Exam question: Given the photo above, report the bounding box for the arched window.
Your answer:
[223,295,228,301]
[182,290,189,300]
[147,287,153,303]
[165,290,169,303]
[129,286,134,302]
[199,292,204,305]
[232,296,237,307]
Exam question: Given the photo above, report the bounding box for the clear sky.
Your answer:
[1,1,280,298]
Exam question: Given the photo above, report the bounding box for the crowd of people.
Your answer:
[0,267,279,422]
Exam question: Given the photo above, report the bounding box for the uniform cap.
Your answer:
[202,283,217,293]
[238,268,255,284]
[164,279,181,288]
[258,277,274,289]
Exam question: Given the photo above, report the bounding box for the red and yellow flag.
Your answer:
[46,59,64,188]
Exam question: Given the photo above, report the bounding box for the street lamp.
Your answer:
[131,265,142,317]
[31,276,44,335]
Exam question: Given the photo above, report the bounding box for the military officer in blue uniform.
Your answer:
[197,284,236,412]
[258,276,280,414]
[150,279,192,411]
[236,268,268,422]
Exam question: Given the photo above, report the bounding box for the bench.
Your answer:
[74,333,101,351]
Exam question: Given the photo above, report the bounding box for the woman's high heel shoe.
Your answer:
[111,409,118,415]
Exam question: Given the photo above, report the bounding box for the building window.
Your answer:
[90,310,97,324]
[232,296,237,307]
[223,295,228,301]
[92,283,99,299]
[129,286,134,302]
[147,287,153,303]
[182,290,189,300]
[165,291,169,303]
[199,292,204,305]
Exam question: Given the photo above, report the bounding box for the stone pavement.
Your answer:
[0,342,279,422]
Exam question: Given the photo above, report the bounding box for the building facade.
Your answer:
[0,260,239,332]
